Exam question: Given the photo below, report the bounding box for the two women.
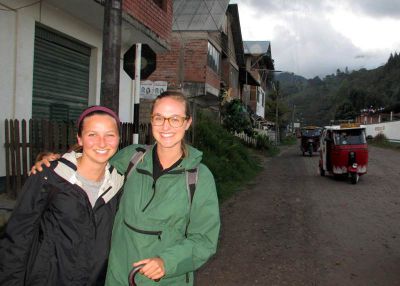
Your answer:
[0,106,124,285]
[1,90,220,285]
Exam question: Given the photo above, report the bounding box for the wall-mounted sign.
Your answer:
[140,80,167,99]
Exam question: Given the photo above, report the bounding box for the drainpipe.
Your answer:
[100,0,122,113]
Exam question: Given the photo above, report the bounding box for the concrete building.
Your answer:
[137,1,260,123]
[0,0,172,182]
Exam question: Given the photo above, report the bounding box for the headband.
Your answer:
[77,106,120,129]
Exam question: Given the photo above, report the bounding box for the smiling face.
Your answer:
[77,114,120,167]
[151,96,192,153]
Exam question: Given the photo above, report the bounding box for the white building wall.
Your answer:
[0,2,134,177]
[364,120,400,143]
[0,10,17,180]
[256,86,265,118]
[0,11,16,119]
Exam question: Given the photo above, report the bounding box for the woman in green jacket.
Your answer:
[105,90,220,286]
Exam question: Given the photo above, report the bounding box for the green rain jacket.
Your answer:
[105,144,220,286]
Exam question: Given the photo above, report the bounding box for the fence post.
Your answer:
[9,120,17,198]
[4,119,11,197]
[15,120,22,195]
[21,119,28,182]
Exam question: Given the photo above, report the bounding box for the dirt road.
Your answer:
[196,144,400,286]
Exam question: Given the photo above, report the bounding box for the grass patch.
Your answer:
[280,135,297,146]
[265,145,280,157]
[369,134,400,151]
[193,114,263,202]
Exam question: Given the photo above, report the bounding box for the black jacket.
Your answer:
[0,152,124,286]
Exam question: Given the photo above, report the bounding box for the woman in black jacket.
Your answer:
[0,106,124,286]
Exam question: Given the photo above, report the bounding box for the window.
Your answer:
[32,25,90,121]
[153,0,166,11]
[207,42,220,74]
[333,129,366,145]
[257,88,265,106]
[230,66,238,89]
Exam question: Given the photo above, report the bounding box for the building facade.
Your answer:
[0,0,172,179]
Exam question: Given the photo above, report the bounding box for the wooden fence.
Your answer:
[4,119,152,198]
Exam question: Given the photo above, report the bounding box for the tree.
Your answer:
[335,102,358,120]
[220,99,253,136]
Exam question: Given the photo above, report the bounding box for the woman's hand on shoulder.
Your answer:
[30,153,61,175]
[133,257,165,281]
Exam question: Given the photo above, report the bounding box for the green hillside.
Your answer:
[275,53,400,126]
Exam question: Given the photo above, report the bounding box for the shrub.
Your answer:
[221,99,253,136]
[193,113,262,201]
[373,133,387,143]
[370,133,400,151]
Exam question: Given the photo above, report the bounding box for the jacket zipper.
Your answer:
[142,181,156,212]
[123,219,162,240]
[141,168,186,212]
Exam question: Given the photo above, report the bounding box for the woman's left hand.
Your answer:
[133,257,165,280]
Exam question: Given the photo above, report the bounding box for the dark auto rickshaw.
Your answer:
[319,123,368,184]
[300,126,322,156]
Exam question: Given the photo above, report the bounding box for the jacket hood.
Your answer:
[54,151,124,203]
[183,144,203,169]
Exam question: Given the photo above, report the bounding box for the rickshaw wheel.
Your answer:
[333,174,341,180]
[350,173,359,184]
[319,166,325,176]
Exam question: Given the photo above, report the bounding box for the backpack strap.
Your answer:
[185,167,199,207]
[184,166,199,237]
[125,145,151,181]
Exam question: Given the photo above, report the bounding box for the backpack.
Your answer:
[124,146,199,209]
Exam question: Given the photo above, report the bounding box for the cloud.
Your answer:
[349,0,400,18]
[232,0,398,78]
[271,14,364,78]
[240,0,333,15]
[241,0,400,18]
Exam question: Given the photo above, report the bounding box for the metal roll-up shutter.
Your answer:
[32,25,91,122]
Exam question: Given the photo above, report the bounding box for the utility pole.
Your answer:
[274,81,280,145]
[291,104,296,135]
[100,0,122,113]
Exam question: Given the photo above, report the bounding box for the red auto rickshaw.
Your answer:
[319,123,368,184]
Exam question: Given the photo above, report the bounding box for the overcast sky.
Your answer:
[230,0,400,79]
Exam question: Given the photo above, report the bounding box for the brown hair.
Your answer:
[151,90,191,118]
[151,90,191,157]
[77,106,120,136]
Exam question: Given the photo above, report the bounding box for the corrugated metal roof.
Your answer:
[173,0,230,31]
[243,41,271,55]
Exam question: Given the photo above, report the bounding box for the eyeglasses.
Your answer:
[151,115,189,128]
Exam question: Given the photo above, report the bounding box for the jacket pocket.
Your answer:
[123,219,162,240]
[26,239,57,284]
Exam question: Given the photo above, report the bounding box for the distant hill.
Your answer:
[275,53,400,126]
